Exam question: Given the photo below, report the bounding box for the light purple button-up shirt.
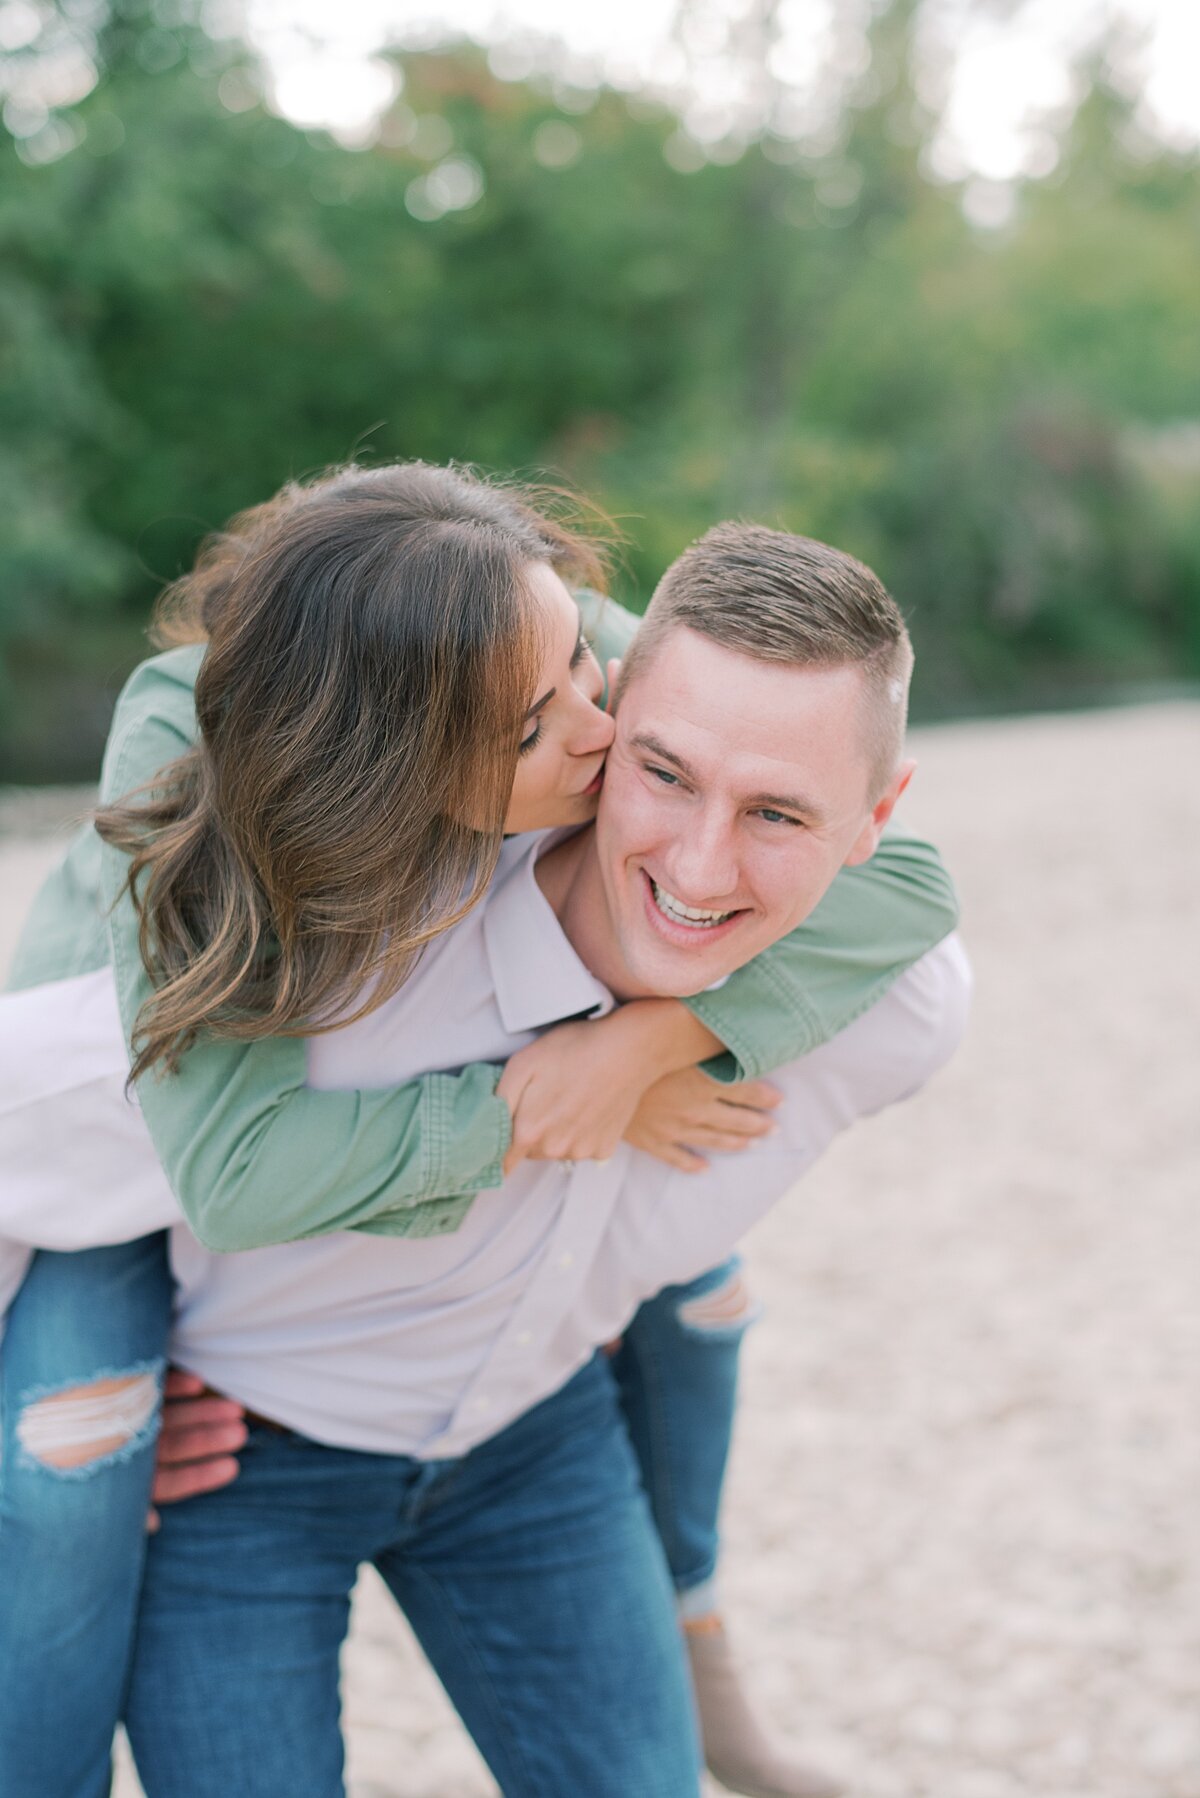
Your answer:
[172,832,969,1457]
[0,832,969,1454]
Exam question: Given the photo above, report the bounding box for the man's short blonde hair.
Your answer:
[618,523,913,800]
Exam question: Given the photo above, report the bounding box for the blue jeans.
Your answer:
[0,1235,174,1798]
[0,1240,748,1793]
[125,1352,702,1798]
[612,1255,752,1612]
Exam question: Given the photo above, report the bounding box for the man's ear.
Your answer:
[843,759,916,866]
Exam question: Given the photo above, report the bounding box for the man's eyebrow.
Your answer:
[629,733,698,780]
[749,789,828,824]
[631,730,827,821]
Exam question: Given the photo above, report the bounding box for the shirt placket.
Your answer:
[426,1156,626,1458]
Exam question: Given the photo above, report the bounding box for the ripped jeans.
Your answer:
[0,1242,752,1797]
[0,1235,173,1798]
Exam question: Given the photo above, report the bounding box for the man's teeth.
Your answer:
[651,880,734,929]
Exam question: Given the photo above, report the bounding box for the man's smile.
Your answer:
[640,869,747,948]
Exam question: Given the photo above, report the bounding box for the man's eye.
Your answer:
[647,765,680,786]
[757,808,800,826]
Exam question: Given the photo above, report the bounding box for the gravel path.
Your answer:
[4,704,1198,1798]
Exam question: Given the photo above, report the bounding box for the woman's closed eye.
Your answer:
[519,636,595,756]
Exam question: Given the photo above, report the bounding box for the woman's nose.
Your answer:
[574,701,615,755]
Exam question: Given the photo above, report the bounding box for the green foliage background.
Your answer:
[2,0,1199,778]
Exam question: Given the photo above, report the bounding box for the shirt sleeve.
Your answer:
[683,831,961,1082]
[97,655,512,1253]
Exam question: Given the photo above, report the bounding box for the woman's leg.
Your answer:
[614,1259,841,1798]
[0,1235,173,1798]
[612,1256,753,1613]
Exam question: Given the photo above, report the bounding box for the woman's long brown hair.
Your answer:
[97,462,606,1079]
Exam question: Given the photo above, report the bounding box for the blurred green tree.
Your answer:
[0,0,1196,776]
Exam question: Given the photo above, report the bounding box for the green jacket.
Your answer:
[8,598,958,1250]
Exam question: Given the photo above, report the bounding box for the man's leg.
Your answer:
[380,1353,703,1798]
[124,1425,393,1798]
[0,1236,173,1798]
[615,1260,841,1798]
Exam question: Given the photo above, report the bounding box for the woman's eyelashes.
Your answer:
[518,719,543,756]
[569,632,592,671]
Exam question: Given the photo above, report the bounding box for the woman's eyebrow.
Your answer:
[525,686,556,719]
[528,603,586,714]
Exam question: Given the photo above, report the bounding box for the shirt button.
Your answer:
[472,1394,492,1410]
[557,1251,574,1270]
[515,1330,533,1347]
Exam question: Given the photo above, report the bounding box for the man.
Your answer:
[107,522,968,1796]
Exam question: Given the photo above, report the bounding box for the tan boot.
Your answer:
[685,1624,843,1798]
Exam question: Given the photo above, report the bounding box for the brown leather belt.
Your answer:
[241,1405,291,1435]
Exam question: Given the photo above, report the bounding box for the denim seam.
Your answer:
[393,1560,546,1796]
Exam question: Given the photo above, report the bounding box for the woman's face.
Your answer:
[503,561,615,834]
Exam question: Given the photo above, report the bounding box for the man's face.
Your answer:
[594,627,910,997]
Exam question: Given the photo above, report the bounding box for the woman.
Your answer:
[0,461,957,1797]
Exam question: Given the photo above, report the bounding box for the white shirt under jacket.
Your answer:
[0,832,970,1458]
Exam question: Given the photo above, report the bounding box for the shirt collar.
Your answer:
[483,832,616,1036]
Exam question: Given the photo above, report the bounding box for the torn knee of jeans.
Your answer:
[675,1268,761,1339]
[16,1369,162,1474]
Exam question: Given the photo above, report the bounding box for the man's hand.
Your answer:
[624,1067,781,1172]
[147,1369,247,1531]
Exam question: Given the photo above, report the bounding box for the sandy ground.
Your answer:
[3,703,1199,1798]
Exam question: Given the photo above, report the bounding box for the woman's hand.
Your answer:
[625,1067,781,1172]
[498,998,727,1175]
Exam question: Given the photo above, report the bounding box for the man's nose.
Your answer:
[660,812,739,904]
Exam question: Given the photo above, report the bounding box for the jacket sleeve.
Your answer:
[97,655,511,1253]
